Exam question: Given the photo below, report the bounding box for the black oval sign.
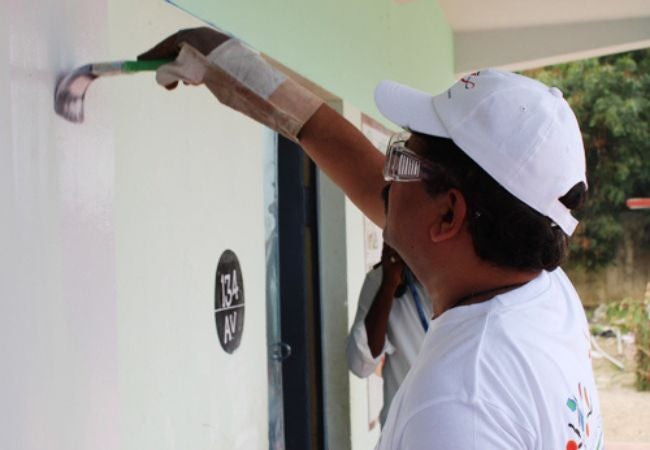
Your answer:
[215,250,245,354]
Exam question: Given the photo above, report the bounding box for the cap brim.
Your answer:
[374,80,449,138]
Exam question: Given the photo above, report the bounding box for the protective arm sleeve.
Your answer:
[155,40,324,143]
[346,268,396,378]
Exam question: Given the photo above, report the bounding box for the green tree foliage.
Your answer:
[525,50,650,269]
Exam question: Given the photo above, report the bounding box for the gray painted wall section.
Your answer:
[456,16,650,73]
[317,101,354,450]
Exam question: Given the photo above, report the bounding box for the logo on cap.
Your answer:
[460,71,481,90]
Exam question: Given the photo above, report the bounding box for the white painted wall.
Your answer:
[342,104,383,450]
[2,0,270,449]
[1,1,118,449]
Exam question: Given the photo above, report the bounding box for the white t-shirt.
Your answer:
[377,268,603,450]
[347,266,432,425]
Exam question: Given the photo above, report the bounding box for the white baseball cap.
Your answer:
[374,69,587,236]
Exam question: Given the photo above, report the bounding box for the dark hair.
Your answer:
[416,133,586,271]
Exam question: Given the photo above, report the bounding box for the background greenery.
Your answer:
[525,50,650,270]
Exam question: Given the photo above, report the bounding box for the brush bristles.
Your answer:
[53,66,97,124]
[54,92,85,123]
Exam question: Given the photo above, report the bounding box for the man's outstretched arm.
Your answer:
[139,27,387,227]
[299,105,386,227]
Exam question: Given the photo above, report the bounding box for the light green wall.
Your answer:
[167,0,455,121]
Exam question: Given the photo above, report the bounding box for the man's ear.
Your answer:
[429,189,467,243]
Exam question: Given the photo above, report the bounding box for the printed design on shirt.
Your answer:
[565,383,603,450]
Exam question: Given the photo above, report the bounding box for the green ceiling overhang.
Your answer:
[166,0,455,122]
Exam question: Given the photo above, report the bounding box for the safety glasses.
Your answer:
[383,132,435,182]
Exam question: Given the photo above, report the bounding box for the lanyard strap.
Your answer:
[404,270,429,332]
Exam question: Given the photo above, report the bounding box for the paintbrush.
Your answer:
[54,59,171,123]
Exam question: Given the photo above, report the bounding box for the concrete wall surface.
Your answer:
[2,0,271,449]
[568,228,650,307]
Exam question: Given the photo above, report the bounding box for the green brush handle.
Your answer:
[122,59,173,72]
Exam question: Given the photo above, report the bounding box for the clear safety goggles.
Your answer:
[383,132,435,182]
